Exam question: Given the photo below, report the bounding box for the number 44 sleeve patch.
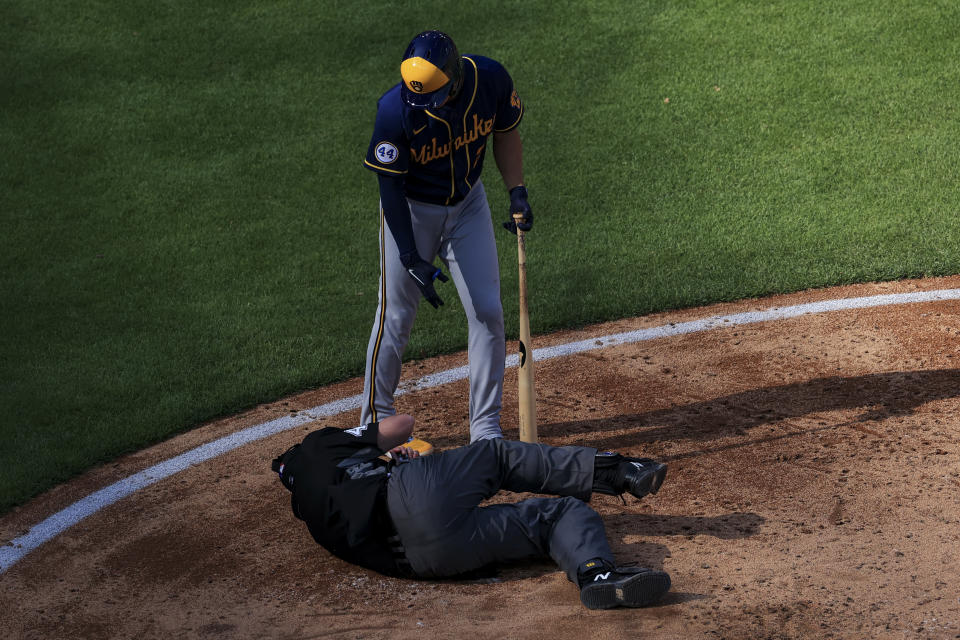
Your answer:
[375,142,399,164]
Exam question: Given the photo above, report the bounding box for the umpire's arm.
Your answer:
[376,414,415,451]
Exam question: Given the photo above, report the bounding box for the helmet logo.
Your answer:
[401,57,451,98]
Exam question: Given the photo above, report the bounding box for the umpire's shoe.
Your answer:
[577,560,671,609]
[592,453,667,500]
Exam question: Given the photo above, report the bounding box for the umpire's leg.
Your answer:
[404,497,615,582]
[386,439,613,580]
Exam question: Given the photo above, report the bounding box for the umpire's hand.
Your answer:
[404,256,449,309]
[502,185,533,234]
[388,445,420,460]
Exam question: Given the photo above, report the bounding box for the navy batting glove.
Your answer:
[502,185,533,234]
[404,256,449,309]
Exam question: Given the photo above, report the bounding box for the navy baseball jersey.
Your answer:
[364,55,523,205]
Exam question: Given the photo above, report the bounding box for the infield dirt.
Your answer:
[2,276,960,639]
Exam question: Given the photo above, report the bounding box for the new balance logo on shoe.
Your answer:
[579,567,671,610]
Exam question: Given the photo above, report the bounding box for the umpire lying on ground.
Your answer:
[270,414,671,609]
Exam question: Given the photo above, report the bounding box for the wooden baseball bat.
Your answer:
[514,213,537,443]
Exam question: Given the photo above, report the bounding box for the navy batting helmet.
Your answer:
[400,30,464,109]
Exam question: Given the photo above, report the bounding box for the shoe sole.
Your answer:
[580,570,671,610]
[626,463,668,500]
[649,464,667,495]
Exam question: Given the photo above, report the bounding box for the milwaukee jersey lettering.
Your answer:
[410,113,496,164]
[364,55,524,205]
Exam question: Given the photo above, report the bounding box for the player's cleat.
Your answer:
[592,453,667,500]
[578,564,671,610]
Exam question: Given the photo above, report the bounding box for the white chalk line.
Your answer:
[2,288,959,573]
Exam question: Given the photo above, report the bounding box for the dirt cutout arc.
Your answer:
[2,287,959,575]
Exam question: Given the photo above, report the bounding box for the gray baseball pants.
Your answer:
[385,439,615,583]
[361,180,505,442]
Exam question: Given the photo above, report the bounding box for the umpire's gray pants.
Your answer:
[386,439,614,583]
[361,180,505,442]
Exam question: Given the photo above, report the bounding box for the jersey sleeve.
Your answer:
[336,422,381,447]
[302,423,382,466]
[492,61,524,132]
[364,94,410,176]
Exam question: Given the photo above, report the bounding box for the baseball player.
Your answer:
[271,415,672,609]
[360,30,532,442]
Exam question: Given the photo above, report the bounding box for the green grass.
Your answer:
[2,0,959,512]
